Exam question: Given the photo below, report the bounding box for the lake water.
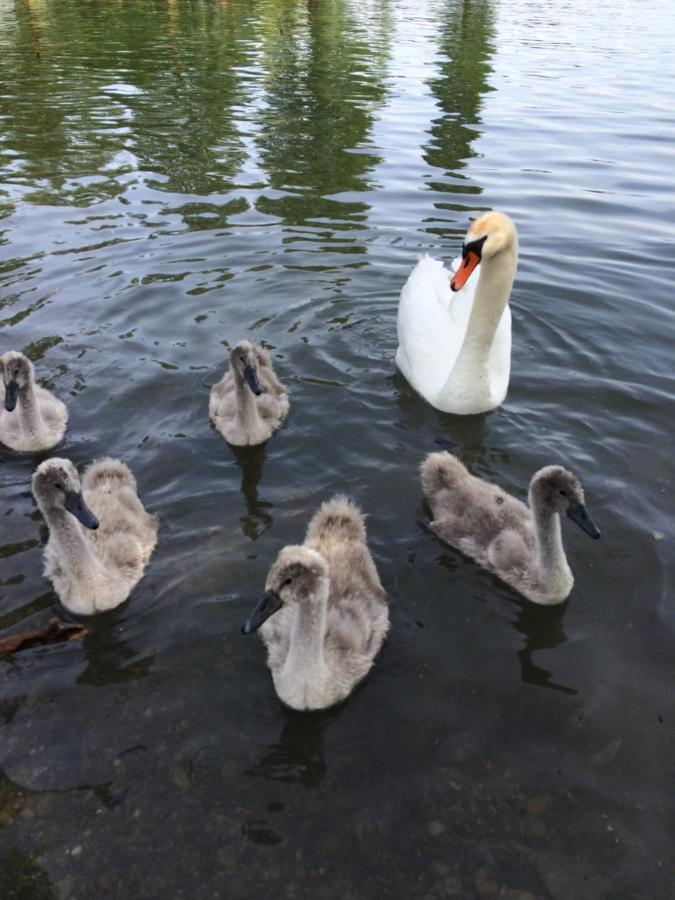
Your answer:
[1,0,673,897]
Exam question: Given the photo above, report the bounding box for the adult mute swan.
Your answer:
[209,340,289,446]
[32,457,158,615]
[0,351,68,451]
[421,452,601,605]
[241,496,389,710]
[396,211,518,414]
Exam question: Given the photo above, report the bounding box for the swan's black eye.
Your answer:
[558,489,568,497]
[54,482,64,491]
[282,577,292,587]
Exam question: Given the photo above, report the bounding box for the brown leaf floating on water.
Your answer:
[0,618,87,658]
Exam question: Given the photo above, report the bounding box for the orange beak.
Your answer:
[450,250,481,292]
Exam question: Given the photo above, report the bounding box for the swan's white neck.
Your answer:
[278,580,330,701]
[17,380,48,441]
[530,494,573,602]
[438,247,516,412]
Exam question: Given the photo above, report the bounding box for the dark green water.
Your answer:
[1,0,673,897]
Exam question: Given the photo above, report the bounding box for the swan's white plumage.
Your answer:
[396,211,516,414]
[397,254,511,402]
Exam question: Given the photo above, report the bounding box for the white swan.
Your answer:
[32,457,158,616]
[396,211,518,414]
[241,496,389,710]
[0,351,68,451]
[209,340,289,446]
[421,452,601,605]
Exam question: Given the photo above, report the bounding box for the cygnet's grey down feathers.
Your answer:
[209,340,288,446]
[244,496,389,710]
[421,452,600,605]
[0,351,68,451]
[32,457,157,615]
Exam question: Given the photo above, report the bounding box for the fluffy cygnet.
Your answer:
[209,341,288,446]
[32,457,158,615]
[242,496,389,710]
[0,351,67,451]
[421,451,600,605]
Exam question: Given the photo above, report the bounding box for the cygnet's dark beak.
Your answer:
[64,491,100,530]
[241,590,283,635]
[4,381,18,412]
[243,364,262,396]
[566,501,601,540]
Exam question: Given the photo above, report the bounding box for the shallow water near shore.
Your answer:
[1,0,674,897]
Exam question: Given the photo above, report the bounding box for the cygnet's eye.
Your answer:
[558,489,568,497]
[282,577,293,587]
[54,482,64,491]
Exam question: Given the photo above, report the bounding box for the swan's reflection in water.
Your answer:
[512,601,576,696]
[231,444,274,541]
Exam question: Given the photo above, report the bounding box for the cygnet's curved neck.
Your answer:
[440,247,517,406]
[234,377,262,433]
[282,581,329,681]
[45,507,100,582]
[18,380,48,440]
[530,494,569,584]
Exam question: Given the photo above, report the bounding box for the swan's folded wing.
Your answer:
[213,371,235,395]
[36,387,68,431]
[396,254,478,400]
[258,365,287,399]
[396,256,452,397]
[209,393,236,423]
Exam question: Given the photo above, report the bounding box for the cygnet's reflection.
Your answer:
[244,707,339,790]
[76,608,154,686]
[512,601,576,695]
[231,444,274,540]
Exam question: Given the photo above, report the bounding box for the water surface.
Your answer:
[1,0,674,897]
